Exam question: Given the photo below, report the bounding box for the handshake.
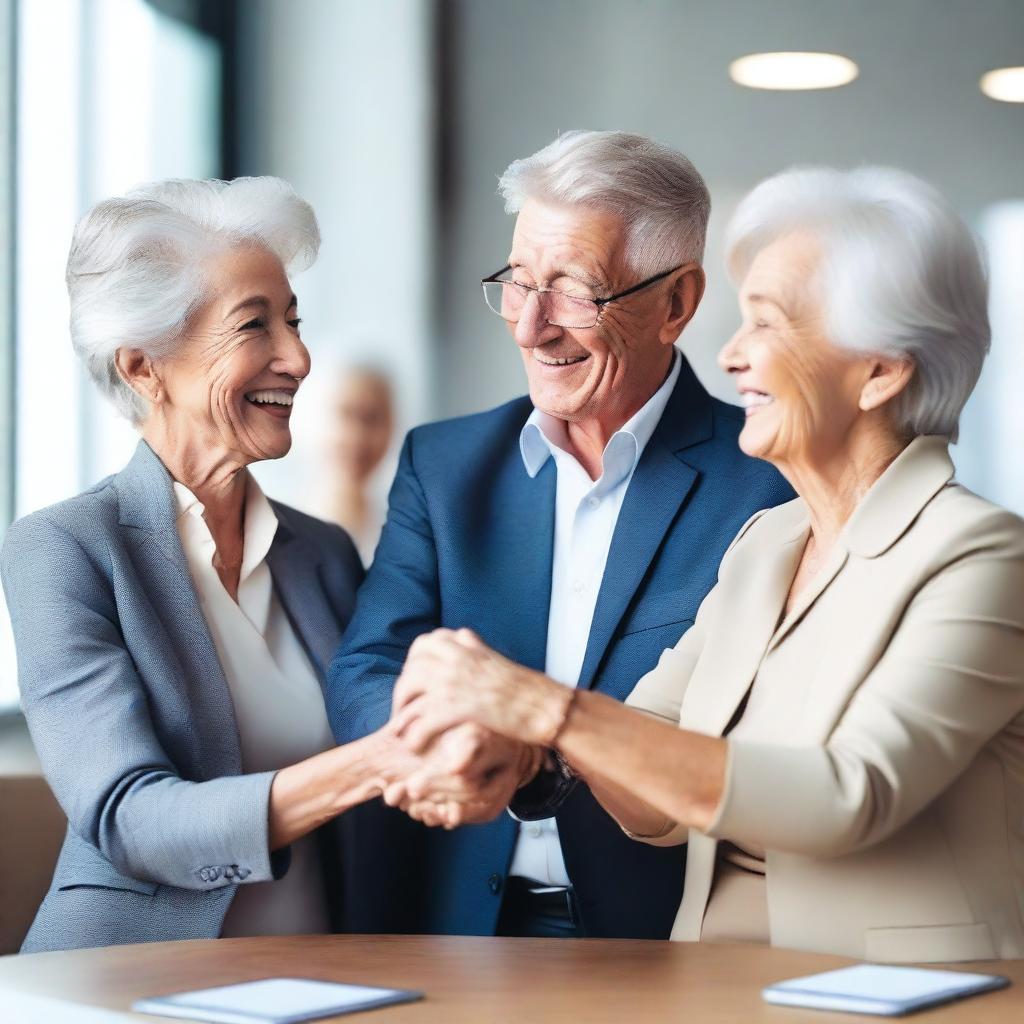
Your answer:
[364,627,575,829]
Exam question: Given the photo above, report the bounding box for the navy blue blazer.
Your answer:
[327,356,794,938]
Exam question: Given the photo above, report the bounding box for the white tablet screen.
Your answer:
[779,964,998,1001]
[137,977,422,1023]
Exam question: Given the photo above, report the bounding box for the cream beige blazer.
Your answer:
[626,435,1024,962]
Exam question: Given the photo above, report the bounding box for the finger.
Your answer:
[403,765,474,802]
[392,668,430,713]
[453,627,484,649]
[402,711,465,754]
[427,627,457,645]
[390,697,428,739]
[444,743,479,775]
[440,725,486,773]
[403,770,434,802]
[410,803,444,828]
[441,800,463,830]
[391,673,414,714]
[380,715,405,738]
[382,781,409,807]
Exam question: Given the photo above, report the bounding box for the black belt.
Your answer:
[503,876,580,925]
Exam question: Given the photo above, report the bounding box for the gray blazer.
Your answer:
[1,441,364,952]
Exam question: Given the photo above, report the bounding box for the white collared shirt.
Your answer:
[509,350,682,886]
[174,473,335,937]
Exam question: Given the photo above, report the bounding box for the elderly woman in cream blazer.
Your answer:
[384,166,1024,964]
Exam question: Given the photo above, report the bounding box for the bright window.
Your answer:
[0,0,222,711]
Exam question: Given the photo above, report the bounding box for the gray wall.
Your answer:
[435,0,1024,419]
[234,0,437,500]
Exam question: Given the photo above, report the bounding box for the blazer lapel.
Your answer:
[767,544,848,652]
[767,436,954,652]
[113,440,243,777]
[684,436,955,738]
[475,451,556,672]
[680,522,806,736]
[265,514,337,681]
[578,361,711,689]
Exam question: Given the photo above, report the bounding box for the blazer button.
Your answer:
[487,873,503,895]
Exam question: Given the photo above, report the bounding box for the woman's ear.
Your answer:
[859,356,915,412]
[660,263,706,345]
[114,348,163,406]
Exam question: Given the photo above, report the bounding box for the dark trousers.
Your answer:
[496,876,586,939]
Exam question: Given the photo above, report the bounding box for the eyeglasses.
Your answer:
[481,263,684,330]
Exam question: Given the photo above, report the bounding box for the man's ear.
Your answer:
[660,263,705,345]
[859,356,915,412]
[114,348,163,406]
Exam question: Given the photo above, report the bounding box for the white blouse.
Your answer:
[174,474,335,937]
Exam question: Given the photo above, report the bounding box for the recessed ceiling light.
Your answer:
[729,52,859,91]
[980,66,1024,103]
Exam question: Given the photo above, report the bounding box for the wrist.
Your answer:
[516,744,544,788]
[525,677,577,748]
[325,732,394,814]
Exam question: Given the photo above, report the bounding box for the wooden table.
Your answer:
[1,935,1022,1022]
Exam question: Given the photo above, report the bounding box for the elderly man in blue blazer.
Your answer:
[327,130,793,940]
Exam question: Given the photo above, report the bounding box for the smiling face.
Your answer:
[718,231,876,470]
[148,245,310,467]
[507,199,690,432]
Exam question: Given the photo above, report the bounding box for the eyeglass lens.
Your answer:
[482,281,599,329]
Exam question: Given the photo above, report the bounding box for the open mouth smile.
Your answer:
[245,388,295,418]
[740,390,774,416]
[532,350,590,367]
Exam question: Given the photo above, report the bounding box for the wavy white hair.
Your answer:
[725,166,989,441]
[497,130,711,276]
[67,176,320,423]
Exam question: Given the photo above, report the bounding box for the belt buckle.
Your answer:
[526,883,576,924]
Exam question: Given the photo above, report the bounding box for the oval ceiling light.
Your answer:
[729,51,859,91]
[980,66,1024,103]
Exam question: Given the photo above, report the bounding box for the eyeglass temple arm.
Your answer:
[481,264,512,284]
[597,264,686,306]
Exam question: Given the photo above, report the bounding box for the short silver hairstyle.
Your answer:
[67,176,320,423]
[725,166,990,441]
[498,130,711,276]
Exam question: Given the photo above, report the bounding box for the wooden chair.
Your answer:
[0,775,65,954]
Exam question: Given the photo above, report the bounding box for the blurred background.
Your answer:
[0,0,1022,747]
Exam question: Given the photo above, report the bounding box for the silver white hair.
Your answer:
[498,130,711,276]
[725,166,990,441]
[67,176,321,423]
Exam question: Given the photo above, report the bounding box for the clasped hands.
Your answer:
[374,628,573,829]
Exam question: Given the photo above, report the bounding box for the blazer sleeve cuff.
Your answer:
[154,769,286,890]
[620,819,689,847]
[705,739,836,855]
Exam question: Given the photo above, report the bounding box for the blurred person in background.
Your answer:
[388,166,1024,963]
[1,177,496,952]
[322,365,395,566]
[329,131,794,940]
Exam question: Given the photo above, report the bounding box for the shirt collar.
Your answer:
[172,472,279,584]
[519,348,682,487]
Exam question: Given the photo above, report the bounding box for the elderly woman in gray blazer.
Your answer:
[0,177,476,952]
[385,167,1024,963]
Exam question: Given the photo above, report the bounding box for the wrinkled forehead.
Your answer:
[202,245,295,315]
[509,199,628,285]
[742,230,825,318]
